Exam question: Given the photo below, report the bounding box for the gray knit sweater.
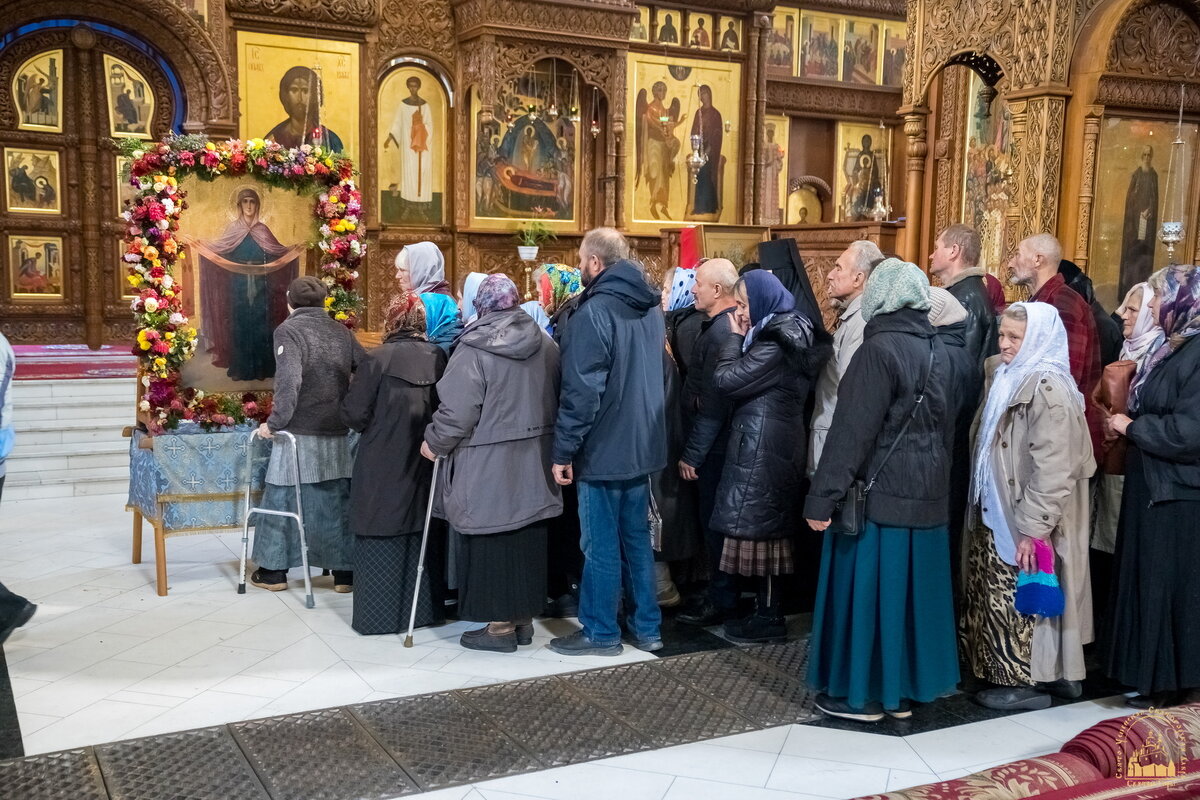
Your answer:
[266,307,366,436]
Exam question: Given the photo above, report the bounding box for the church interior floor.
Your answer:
[0,492,1134,799]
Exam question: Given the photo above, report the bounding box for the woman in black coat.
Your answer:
[709,269,830,644]
[1105,263,1200,709]
[341,292,447,635]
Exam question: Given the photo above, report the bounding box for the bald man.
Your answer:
[677,258,742,626]
[1008,234,1103,455]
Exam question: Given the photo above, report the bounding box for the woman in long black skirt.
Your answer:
[423,274,563,653]
[341,292,447,634]
[1104,264,1200,708]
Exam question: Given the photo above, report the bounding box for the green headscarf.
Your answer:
[860,257,931,323]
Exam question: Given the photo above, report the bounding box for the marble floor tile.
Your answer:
[905,717,1064,774]
[662,777,833,800]
[766,754,892,798]
[780,725,931,772]
[478,762,675,800]
[1006,696,1129,741]
[605,741,780,785]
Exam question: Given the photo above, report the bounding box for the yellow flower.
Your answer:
[324,296,334,308]
[127,275,141,287]
[165,332,175,340]
[154,358,166,367]
[205,142,216,151]
[334,312,348,321]
[166,177,177,187]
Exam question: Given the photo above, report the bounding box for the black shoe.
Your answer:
[975,686,1052,711]
[251,569,288,592]
[332,570,353,594]
[723,612,787,644]
[621,632,664,652]
[885,700,913,719]
[677,599,735,627]
[1037,679,1083,700]
[1126,691,1185,710]
[543,591,579,619]
[0,599,37,646]
[515,623,534,646]
[547,630,623,656]
[814,693,884,722]
[460,626,517,653]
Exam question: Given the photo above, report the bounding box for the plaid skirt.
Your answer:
[719,537,794,577]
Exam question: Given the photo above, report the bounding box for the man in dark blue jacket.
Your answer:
[548,228,667,656]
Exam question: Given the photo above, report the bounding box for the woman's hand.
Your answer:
[1016,535,1042,574]
[420,441,436,461]
[1107,413,1132,438]
[807,518,831,531]
[257,422,274,439]
[729,313,749,336]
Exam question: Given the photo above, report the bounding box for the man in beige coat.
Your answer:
[962,302,1095,711]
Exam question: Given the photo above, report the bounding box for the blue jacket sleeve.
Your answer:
[552,305,614,465]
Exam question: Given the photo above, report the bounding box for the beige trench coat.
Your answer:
[970,357,1097,683]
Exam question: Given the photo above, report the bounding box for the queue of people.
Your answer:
[236,224,1198,724]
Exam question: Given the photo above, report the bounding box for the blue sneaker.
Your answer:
[548,630,623,657]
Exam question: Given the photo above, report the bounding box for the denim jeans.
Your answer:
[577,477,661,645]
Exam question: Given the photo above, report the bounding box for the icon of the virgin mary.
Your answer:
[186,187,302,381]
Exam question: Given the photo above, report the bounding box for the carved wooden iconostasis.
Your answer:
[904,0,1200,313]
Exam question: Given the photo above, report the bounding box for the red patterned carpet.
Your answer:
[11,345,138,380]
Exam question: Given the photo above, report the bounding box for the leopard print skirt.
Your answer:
[960,515,1035,687]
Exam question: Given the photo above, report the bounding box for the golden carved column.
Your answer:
[1004,87,1069,249]
[612,56,626,230]
[1073,106,1103,272]
[899,107,929,262]
[745,13,767,224]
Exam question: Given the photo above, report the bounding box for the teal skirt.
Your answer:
[251,478,353,571]
[807,521,959,711]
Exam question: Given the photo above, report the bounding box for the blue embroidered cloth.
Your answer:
[128,425,271,532]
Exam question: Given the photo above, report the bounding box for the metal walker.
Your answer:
[238,429,315,609]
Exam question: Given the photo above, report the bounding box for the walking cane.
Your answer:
[404,456,441,648]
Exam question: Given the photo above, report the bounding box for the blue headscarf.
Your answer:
[420,292,463,353]
[741,269,795,352]
[459,272,487,325]
[521,301,553,333]
[666,267,697,311]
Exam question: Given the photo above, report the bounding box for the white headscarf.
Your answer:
[1117,282,1164,367]
[521,300,552,333]
[404,242,446,294]
[459,272,487,325]
[971,302,1085,508]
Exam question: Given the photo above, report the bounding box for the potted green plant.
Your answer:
[515,221,556,261]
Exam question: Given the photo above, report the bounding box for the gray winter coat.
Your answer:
[267,307,366,436]
[425,307,563,535]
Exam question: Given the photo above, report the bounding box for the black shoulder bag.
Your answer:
[828,339,935,537]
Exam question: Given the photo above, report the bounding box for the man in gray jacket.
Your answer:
[549,228,667,656]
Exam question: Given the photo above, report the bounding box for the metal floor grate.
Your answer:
[0,639,817,800]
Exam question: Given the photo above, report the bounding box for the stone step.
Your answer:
[4,463,128,487]
[12,398,134,425]
[5,441,129,474]
[10,378,136,401]
[11,418,131,447]
[2,480,128,501]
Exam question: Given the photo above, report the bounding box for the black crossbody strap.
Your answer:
[864,338,935,494]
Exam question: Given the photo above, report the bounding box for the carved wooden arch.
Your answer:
[0,0,234,133]
[464,42,620,107]
[378,56,456,102]
[913,49,1013,110]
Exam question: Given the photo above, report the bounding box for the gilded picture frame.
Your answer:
[12,49,63,133]
[835,121,892,222]
[799,12,841,81]
[762,115,790,227]
[626,52,743,233]
[103,55,155,140]
[765,9,799,78]
[378,64,449,227]
[9,234,65,301]
[701,225,770,268]
[237,31,360,159]
[630,5,651,42]
[5,147,61,215]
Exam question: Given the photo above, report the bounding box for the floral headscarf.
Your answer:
[474,274,521,317]
[537,264,582,314]
[860,258,930,323]
[1130,264,1200,410]
[384,292,427,339]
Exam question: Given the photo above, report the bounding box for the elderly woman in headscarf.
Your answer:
[395,242,452,296]
[341,293,448,634]
[536,263,584,342]
[805,258,958,723]
[961,302,1095,711]
[707,269,830,644]
[421,294,462,353]
[1105,264,1200,709]
[661,267,704,380]
[422,274,563,652]
[1090,282,1163,613]
[459,272,488,325]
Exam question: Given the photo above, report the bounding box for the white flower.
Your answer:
[161,275,174,289]
[157,219,169,230]
[141,375,151,387]
[319,225,331,237]
[121,211,132,222]
[132,150,145,159]
[130,297,142,311]
[144,297,159,313]
[350,240,361,255]
[350,271,359,280]
[162,198,175,214]
[169,312,185,325]
[138,400,151,412]
[153,182,166,192]
[318,241,329,252]
[124,253,142,263]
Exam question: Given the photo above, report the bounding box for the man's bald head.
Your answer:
[693,258,740,315]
